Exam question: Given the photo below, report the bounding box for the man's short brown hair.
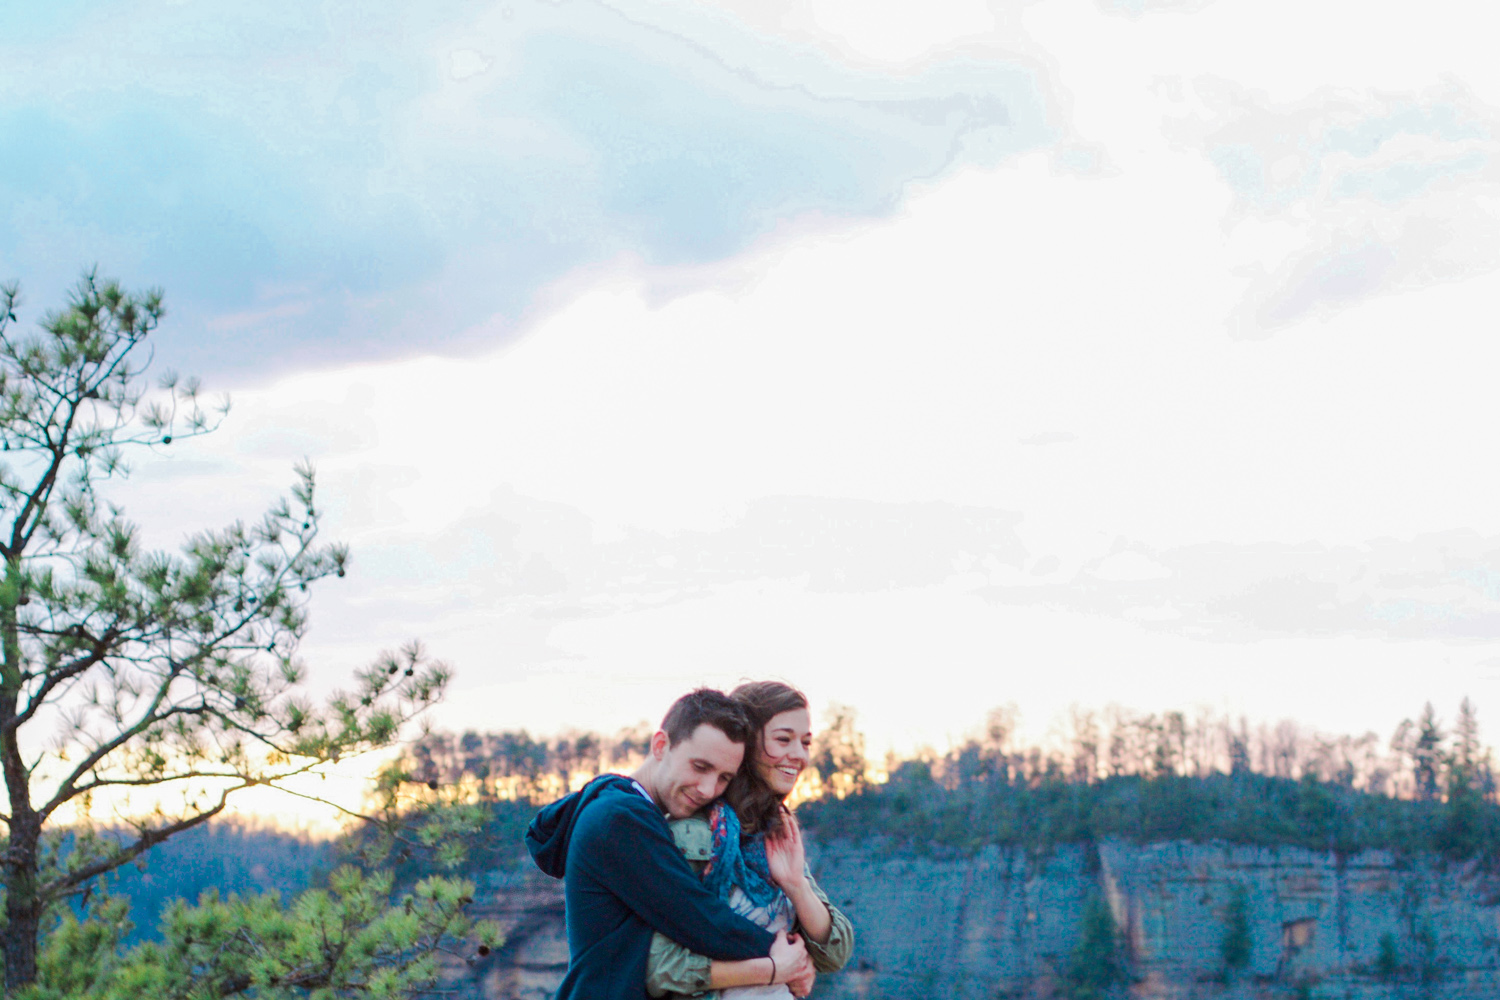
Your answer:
[661,688,752,747]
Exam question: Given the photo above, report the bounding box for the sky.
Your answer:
[5,0,1500,792]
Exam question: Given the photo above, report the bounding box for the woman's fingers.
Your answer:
[765,833,795,884]
[769,819,792,848]
[781,812,805,866]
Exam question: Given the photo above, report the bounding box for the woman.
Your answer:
[645,681,855,999]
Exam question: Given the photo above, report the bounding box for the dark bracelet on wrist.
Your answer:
[767,955,777,986]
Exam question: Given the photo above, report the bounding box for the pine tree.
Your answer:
[1412,703,1444,802]
[1066,894,1123,1000]
[1441,698,1486,857]
[0,275,450,990]
[1452,698,1482,782]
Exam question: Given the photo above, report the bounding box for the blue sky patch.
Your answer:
[0,0,1052,383]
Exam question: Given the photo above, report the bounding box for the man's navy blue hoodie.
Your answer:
[526,774,774,1000]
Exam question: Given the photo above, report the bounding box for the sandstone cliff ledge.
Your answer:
[453,838,1500,999]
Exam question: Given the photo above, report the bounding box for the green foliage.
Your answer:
[1064,894,1123,1000]
[63,802,531,981]
[23,868,500,1000]
[25,896,134,1000]
[1220,884,1250,973]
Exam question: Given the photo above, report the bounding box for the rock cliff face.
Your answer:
[441,867,569,1000]
[457,839,1500,999]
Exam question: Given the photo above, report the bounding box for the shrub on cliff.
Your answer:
[1220,884,1251,975]
[1065,894,1125,1000]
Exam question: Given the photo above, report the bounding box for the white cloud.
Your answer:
[692,0,1000,67]
[116,136,1500,751]
[1094,0,1218,16]
[448,48,492,81]
[1093,552,1173,582]
[792,0,998,65]
[1161,79,1500,333]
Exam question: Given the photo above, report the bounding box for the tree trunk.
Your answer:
[1,817,39,991]
[0,557,39,991]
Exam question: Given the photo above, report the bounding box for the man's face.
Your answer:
[651,723,745,819]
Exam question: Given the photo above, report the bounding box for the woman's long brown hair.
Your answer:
[724,681,808,839]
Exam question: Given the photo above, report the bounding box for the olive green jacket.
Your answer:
[644,815,855,999]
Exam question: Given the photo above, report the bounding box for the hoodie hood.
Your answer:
[526,774,640,878]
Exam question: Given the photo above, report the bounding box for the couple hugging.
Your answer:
[526,682,854,1000]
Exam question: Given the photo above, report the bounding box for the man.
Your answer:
[527,688,814,1000]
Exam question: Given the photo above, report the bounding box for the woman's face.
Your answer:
[755,707,813,798]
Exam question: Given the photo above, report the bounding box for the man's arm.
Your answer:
[646,930,814,997]
[645,931,714,998]
[575,796,774,961]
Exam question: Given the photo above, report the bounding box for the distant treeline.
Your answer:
[404,725,654,803]
[397,698,1500,859]
[802,698,1500,858]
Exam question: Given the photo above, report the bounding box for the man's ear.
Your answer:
[650,730,670,760]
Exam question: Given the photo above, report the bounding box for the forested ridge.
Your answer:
[107,696,1500,942]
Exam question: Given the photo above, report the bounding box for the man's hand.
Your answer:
[765,810,809,892]
[786,968,817,997]
[768,930,812,988]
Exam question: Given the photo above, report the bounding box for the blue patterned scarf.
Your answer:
[701,801,783,911]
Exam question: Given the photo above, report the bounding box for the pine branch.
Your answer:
[40,785,238,900]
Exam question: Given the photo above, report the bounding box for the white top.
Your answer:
[720,882,796,1000]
